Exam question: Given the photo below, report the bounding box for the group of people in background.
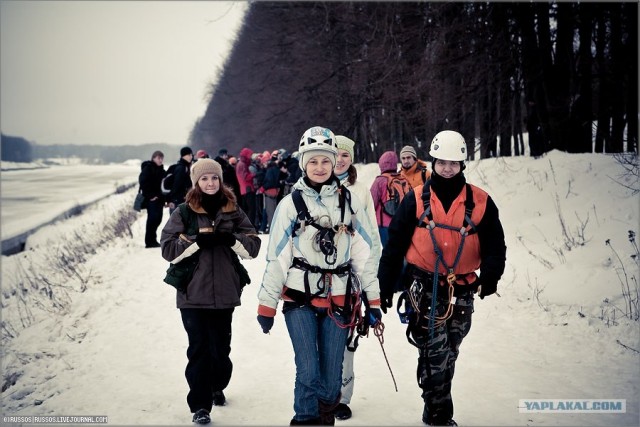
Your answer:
[137,146,243,248]
[145,126,506,426]
[234,147,302,234]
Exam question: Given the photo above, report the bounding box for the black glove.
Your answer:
[214,231,236,247]
[195,233,216,249]
[368,308,383,325]
[381,294,393,314]
[257,315,274,334]
[478,278,498,299]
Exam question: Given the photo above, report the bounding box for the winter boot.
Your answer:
[334,403,352,420]
[290,417,321,425]
[318,396,341,425]
[212,390,226,406]
[430,420,457,426]
[422,413,457,426]
[192,409,211,425]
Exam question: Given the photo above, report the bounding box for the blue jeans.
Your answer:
[284,304,348,422]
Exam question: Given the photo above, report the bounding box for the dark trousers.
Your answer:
[144,198,164,246]
[417,294,473,424]
[242,191,257,229]
[263,195,277,232]
[254,193,264,231]
[180,308,234,412]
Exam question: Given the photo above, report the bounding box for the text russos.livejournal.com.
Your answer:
[3,416,108,424]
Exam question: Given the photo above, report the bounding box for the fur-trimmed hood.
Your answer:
[188,185,238,214]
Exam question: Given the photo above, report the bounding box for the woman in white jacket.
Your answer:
[333,135,381,420]
[256,127,382,426]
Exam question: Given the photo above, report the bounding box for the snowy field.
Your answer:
[1,160,140,242]
[1,151,639,426]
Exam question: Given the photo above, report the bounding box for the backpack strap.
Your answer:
[338,185,355,233]
[292,185,355,235]
[178,203,199,235]
[291,189,313,235]
[377,172,396,187]
[463,184,477,234]
[375,174,388,223]
[417,180,433,226]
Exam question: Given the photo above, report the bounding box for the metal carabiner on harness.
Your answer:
[314,227,338,265]
[408,279,424,315]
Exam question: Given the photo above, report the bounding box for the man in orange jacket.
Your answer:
[379,131,506,426]
[399,145,431,188]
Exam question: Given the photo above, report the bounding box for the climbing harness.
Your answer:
[287,186,362,330]
[399,181,478,346]
[291,186,355,265]
[285,258,362,330]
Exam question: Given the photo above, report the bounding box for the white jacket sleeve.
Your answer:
[347,187,382,306]
[257,196,297,316]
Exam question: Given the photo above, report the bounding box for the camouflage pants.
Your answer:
[415,292,474,424]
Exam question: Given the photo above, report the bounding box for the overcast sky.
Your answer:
[0,1,247,147]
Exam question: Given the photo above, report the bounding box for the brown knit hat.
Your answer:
[400,145,417,159]
[190,158,223,186]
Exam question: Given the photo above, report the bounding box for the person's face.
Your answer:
[198,173,220,195]
[305,155,334,185]
[401,154,416,169]
[153,156,164,166]
[334,149,352,175]
[185,153,194,162]
[434,159,462,178]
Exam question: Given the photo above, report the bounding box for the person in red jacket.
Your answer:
[378,130,506,426]
[235,147,257,229]
[369,150,399,247]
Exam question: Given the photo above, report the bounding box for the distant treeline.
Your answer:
[1,134,182,164]
[192,2,637,163]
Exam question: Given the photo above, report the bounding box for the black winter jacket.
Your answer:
[286,157,302,185]
[139,160,166,202]
[215,155,242,200]
[168,158,192,205]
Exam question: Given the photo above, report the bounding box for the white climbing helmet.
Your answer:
[429,130,467,161]
[298,126,338,171]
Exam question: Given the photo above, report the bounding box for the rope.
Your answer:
[370,319,398,392]
[326,274,363,330]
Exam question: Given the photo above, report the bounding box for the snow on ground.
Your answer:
[1,161,140,242]
[1,151,639,426]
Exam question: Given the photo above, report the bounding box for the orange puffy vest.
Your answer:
[405,183,488,281]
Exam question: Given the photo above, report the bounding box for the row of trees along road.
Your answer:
[190,2,637,164]
[0,133,181,164]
